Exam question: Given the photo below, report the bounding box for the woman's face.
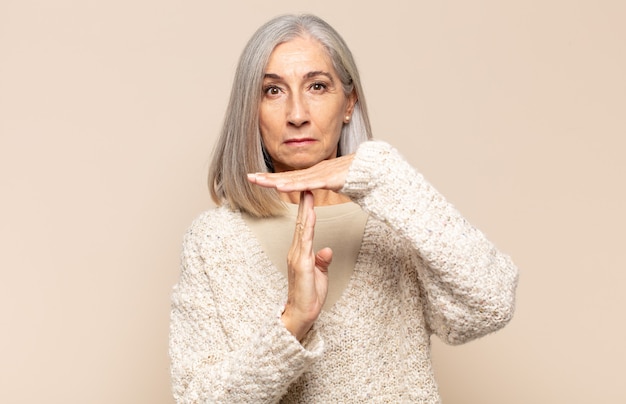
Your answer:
[259,36,356,172]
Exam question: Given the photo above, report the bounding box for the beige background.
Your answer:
[1,0,624,403]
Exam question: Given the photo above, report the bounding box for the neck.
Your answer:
[279,189,351,206]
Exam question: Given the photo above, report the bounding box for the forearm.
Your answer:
[170,232,324,403]
[171,305,322,403]
[341,141,519,343]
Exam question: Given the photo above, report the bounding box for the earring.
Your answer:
[345,115,351,123]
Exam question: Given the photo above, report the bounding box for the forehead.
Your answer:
[265,36,334,74]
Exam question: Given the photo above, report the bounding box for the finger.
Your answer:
[299,191,315,245]
[275,177,326,193]
[246,154,355,192]
[291,191,315,249]
[248,172,324,192]
[315,247,333,273]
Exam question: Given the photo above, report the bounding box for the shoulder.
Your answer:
[188,205,239,231]
[183,205,243,250]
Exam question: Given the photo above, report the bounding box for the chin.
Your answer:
[277,158,318,172]
[275,151,336,172]
[291,161,318,170]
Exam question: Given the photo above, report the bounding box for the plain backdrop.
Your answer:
[1,0,624,403]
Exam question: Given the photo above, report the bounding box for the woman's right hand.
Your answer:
[281,191,331,341]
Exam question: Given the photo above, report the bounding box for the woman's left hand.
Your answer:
[247,154,355,192]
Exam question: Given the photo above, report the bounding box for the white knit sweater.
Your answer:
[169,141,519,403]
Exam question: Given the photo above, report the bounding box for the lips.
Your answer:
[284,137,316,145]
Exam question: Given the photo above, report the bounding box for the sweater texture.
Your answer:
[169,141,519,403]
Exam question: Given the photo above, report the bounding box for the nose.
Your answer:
[287,92,309,127]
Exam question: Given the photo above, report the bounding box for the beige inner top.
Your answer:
[242,202,368,310]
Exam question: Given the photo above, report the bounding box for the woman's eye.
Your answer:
[311,82,327,91]
[264,86,281,96]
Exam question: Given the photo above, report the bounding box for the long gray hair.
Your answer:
[209,14,373,217]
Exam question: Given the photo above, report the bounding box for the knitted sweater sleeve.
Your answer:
[341,140,519,344]
[169,220,323,403]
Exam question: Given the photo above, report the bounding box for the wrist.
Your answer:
[281,309,312,342]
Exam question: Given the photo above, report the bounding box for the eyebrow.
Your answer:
[263,71,335,84]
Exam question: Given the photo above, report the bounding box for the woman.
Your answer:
[170,14,518,403]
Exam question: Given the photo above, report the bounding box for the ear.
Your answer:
[344,90,357,122]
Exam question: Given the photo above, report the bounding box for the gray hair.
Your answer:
[209,14,373,217]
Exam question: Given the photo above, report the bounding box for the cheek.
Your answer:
[259,104,284,137]
[258,112,276,142]
[320,104,347,137]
